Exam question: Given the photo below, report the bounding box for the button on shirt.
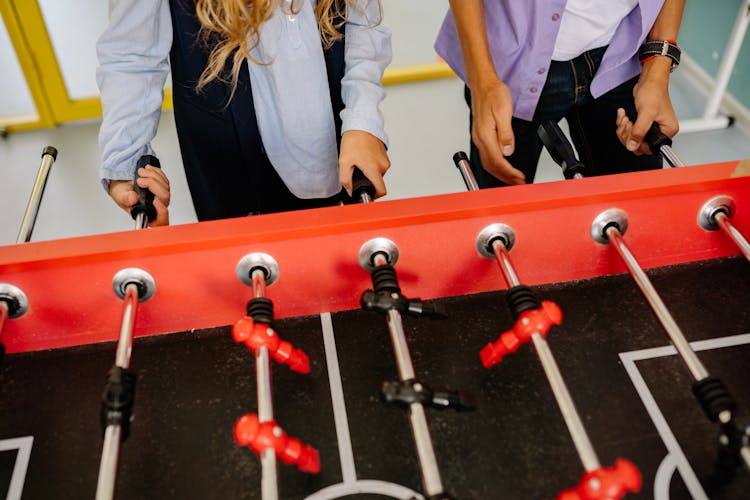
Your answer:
[97,0,391,198]
[434,0,666,121]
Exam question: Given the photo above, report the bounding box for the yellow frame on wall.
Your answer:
[0,0,454,134]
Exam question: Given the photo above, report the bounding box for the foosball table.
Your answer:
[0,160,748,499]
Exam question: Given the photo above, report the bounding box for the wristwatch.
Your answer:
[639,40,681,71]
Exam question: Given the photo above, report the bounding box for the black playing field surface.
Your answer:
[1,256,748,499]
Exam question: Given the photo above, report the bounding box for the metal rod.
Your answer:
[358,192,373,204]
[0,301,7,336]
[606,227,709,381]
[114,284,139,369]
[491,240,521,287]
[373,253,443,496]
[409,403,444,496]
[455,156,480,191]
[251,267,278,500]
[96,425,122,500]
[659,145,685,168]
[135,213,148,230]
[386,310,417,381]
[96,282,140,500]
[252,269,266,299]
[715,212,750,262]
[532,334,601,471]
[17,148,56,243]
[257,346,278,500]
[490,239,600,471]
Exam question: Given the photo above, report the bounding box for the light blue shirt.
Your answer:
[97,0,391,197]
[434,0,666,121]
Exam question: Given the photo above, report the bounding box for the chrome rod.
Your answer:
[17,147,57,243]
[715,212,750,262]
[532,334,600,471]
[134,213,148,230]
[660,145,685,168]
[455,155,480,191]
[386,309,416,381]
[373,253,443,496]
[490,237,600,471]
[257,346,278,500]
[96,426,122,500]
[252,269,266,299]
[97,282,140,500]
[409,403,444,496]
[0,301,7,336]
[606,227,709,380]
[491,240,521,287]
[252,265,278,500]
[115,284,139,369]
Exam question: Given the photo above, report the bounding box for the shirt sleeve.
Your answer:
[96,0,172,190]
[341,0,392,147]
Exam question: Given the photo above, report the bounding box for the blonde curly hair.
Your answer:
[195,0,346,92]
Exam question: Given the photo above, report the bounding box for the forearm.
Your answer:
[447,0,498,89]
[340,0,391,147]
[96,0,172,187]
[640,0,686,84]
[649,0,685,41]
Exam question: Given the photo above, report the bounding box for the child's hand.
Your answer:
[339,130,390,199]
[108,164,171,227]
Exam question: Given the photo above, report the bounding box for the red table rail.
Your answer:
[1,161,748,353]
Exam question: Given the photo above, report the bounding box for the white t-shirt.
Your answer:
[552,0,639,61]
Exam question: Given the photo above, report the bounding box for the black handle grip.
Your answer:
[645,122,672,153]
[130,154,161,222]
[452,151,469,167]
[41,146,58,161]
[536,121,588,179]
[351,166,375,202]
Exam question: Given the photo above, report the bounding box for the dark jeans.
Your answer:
[466,46,662,187]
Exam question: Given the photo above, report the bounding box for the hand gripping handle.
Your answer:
[351,166,375,203]
[130,154,161,222]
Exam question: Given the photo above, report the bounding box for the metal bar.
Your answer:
[251,267,278,500]
[386,309,416,381]
[532,334,601,471]
[95,425,122,500]
[715,212,750,262]
[491,241,521,287]
[252,269,266,299]
[490,239,600,470]
[0,301,7,335]
[606,227,709,381]
[257,346,278,500]
[409,403,444,496]
[659,145,685,169]
[135,213,148,230]
[17,149,56,243]
[358,192,373,204]
[455,156,480,191]
[96,282,140,500]
[373,253,443,496]
[114,284,139,369]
